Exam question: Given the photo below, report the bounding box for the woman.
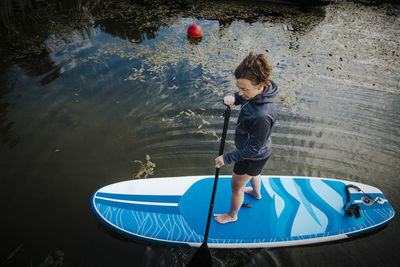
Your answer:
[214,52,278,224]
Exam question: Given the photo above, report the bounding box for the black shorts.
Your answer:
[233,157,269,176]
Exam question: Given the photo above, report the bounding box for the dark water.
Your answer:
[1,0,399,266]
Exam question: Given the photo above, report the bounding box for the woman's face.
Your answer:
[236,78,264,100]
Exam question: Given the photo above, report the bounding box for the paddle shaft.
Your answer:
[187,105,231,267]
[203,105,231,243]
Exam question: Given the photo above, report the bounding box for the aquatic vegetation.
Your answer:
[134,154,156,179]
[298,1,400,94]
[79,19,306,109]
[21,0,329,111]
[2,243,23,265]
[160,108,220,140]
[1,0,398,156]
[2,0,399,100]
[198,129,221,141]
[35,250,65,267]
[3,245,65,267]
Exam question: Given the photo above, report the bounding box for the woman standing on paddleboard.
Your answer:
[214,52,278,224]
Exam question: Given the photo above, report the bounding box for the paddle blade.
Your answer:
[187,242,212,267]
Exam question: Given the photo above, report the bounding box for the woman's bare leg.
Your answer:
[244,175,262,200]
[214,173,252,224]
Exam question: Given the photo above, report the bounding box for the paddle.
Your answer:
[187,104,231,267]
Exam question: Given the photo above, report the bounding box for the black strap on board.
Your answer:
[343,184,375,218]
[344,185,361,218]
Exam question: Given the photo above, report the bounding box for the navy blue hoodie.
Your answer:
[223,80,278,165]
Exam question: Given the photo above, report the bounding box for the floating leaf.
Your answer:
[134,155,155,179]
[6,243,23,262]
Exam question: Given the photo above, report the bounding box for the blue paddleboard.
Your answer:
[90,176,395,248]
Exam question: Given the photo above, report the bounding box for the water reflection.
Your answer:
[0,70,19,148]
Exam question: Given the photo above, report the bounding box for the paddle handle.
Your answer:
[203,105,231,243]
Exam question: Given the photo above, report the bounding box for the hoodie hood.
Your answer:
[251,80,279,104]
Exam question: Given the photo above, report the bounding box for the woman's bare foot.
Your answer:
[214,213,238,224]
[244,187,262,200]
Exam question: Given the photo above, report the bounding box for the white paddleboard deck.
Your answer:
[90,176,395,248]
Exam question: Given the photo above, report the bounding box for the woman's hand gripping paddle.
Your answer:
[187,105,231,267]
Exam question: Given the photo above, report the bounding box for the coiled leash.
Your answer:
[343,184,378,218]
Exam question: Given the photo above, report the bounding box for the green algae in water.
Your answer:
[6,0,399,115]
[79,19,304,108]
[134,154,156,179]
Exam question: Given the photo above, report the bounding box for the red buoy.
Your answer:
[187,24,202,38]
